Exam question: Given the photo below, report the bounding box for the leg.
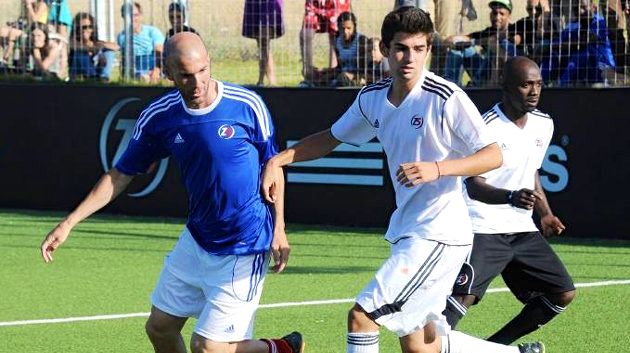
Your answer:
[347,304,380,353]
[399,323,440,353]
[487,232,576,344]
[145,306,188,353]
[443,49,464,84]
[328,32,338,69]
[257,37,277,86]
[299,27,315,79]
[98,49,116,82]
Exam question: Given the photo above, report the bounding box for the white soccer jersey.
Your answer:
[331,71,495,245]
[466,104,554,234]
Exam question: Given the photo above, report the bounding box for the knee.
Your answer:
[190,334,225,353]
[145,317,177,341]
[555,289,576,307]
[347,304,377,332]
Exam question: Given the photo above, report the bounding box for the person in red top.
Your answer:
[300,0,351,85]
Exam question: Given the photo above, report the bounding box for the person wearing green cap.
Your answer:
[443,0,518,87]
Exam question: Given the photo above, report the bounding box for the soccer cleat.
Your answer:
[282,331,305,353]
[518,342,545,353]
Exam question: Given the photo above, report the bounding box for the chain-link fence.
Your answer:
[0,0,628,87]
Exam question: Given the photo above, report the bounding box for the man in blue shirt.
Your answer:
[41,32,303,353]
[117,1,165,83]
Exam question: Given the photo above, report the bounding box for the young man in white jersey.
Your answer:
[40,33,304,353]
[443,56,575,345]
[262,7,543,353]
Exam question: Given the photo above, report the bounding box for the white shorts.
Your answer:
[151,228,269,342]
[356,237,470,337]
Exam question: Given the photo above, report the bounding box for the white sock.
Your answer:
[443,331,520,353]
[347,332,379,353]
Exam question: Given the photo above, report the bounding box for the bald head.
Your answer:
[502,56,540,87]
[165,32,208,67]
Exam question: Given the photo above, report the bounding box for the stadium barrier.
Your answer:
[0,83,628,238]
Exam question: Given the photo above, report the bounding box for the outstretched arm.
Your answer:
[261,129,341,202]
[40,168,134,263]
[397,143,502,187]
[534,171,565,237]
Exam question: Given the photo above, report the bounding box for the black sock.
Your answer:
[443,296,467,329]
[488,295,565,344]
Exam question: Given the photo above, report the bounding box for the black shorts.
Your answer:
[452,231,575,304]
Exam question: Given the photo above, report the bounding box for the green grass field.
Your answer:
[0,209,628,353]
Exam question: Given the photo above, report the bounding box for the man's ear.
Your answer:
[379,40,389,57]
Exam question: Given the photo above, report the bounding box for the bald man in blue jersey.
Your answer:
[41,32,304,353]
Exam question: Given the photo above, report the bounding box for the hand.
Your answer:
[540,214,565,237]
[148,68,161,83]
[509,188,542,210]
[396,161,440,187]
[261,163,281,203]
[41,222,71,263]
[269,225,290,273]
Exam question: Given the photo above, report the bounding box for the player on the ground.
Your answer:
[261,7,544,353]
[40,32,304,353]
[443,56,575,344]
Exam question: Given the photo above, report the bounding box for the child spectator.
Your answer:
[242,0,284,86]
[300,0,351,84]
[361,37,390,84]
[300,11,367,87]
[69,12,119,82]
[0,0,49,67]
[29,22,62,79]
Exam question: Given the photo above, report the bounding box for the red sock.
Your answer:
[262,338,293,353]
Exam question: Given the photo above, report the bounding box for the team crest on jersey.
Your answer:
[374,119,380,128]
[410,115,424,129]
[535,138,543,147]
[218,124,235,139]
[456,273,469,286]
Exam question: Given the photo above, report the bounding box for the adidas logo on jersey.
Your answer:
[224,324,235,333]
[174,133,185,144]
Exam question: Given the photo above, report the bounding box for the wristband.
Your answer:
[507,190,515,205]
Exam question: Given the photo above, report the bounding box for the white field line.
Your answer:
[1,279,629,328]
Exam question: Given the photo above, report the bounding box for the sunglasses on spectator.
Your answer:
[80,25,93,30]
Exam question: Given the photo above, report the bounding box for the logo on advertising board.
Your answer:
[100,98,169,197]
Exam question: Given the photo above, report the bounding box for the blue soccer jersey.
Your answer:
[115,82,277,255]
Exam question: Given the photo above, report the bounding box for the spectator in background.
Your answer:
[299,11,367,87]
[361,37,390,84]
[300,0,351,86]
[117,1,165,83]
[598,0,628,75]
[69,12,119,82]
[29,22,62,79]
[47,0,72,80]
[512,0,563,82]
[557,0,616,86]
[330,11,368,86]
[242,0,284,86]
[0,0,49,68]
[165,1,198,43]
[443,0,518,87]
[394,0,477,76]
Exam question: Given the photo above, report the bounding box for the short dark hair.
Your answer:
[120,1,141,18]
[380,7,434,49]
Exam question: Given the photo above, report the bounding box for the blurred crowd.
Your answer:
[0,0,628,87]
